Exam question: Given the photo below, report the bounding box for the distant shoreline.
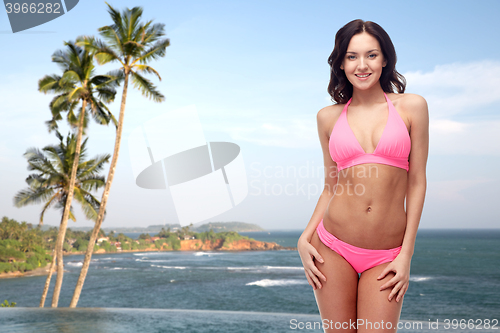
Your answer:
[38,221,268,234]
[0,242,297,279]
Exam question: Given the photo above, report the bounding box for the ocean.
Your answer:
[0,229,498,332]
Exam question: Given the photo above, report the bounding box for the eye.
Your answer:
[368,54,377,59]
[347,55,356,60]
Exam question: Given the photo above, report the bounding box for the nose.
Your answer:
[358,57,368,71]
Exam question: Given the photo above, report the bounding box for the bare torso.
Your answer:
[322,93,411,250]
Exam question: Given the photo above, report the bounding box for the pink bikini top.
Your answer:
[329,92,411,172]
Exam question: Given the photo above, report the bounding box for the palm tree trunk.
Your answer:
[39,247,56,307]
[40,205,68,307]
[51,98,87,308]
[69,72,130,308]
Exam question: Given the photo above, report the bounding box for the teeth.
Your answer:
[356,74,370,78]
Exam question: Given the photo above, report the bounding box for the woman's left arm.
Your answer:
[378,93,429,302]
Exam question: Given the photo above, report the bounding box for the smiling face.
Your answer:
[340,31,387,92]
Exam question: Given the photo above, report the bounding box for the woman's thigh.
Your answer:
[357,263,404,332]
[310,229,359,333]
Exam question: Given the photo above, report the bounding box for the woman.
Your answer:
[298,19,428,332]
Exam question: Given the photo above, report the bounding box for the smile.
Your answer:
[355,73,371,78]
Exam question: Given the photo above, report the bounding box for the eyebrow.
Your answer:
[346,49,380,54]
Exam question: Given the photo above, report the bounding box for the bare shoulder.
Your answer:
[317,103,344,125]
[394,93,428,114]
[317,103,344,136]
[389,92,428,126]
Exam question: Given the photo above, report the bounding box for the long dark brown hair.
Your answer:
[327,19,406,104]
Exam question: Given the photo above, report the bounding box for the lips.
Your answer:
[355,73,371,78]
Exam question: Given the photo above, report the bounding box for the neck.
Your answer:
[350,83,386,106]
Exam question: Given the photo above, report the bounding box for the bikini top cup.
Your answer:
[329,93,411,172]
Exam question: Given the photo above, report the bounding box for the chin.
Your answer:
[350,82,378,91]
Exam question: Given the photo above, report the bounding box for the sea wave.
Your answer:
[246,279,308,287]
[194,252,224,256]
[96,257,120,261]
[410,276,433,282]
[67,262,83,267]
[228,266,303,271]
[151,264,187,270]
[147,265,304,271]
[264,266,304,270]
[135,258,176,263]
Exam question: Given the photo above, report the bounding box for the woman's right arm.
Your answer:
[297,105,340,290]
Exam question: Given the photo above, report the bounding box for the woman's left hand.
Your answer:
[377,253,412,302]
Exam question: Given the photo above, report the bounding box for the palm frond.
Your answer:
[45,118,59,133]
[90,72,123,90]
[130,70,165,102]
[134,38,170,65]
[102,69,125,87]
[78,153,111,180]
[123,40,145,58]
[107,108,119,128]
[73,187,101,221]
[51,49,71,71]
[127,6,144,39]
[68,207,77,222]
[41,146,66,175]
[79,176,106,192]
[133,64,161,81]
[142,23,167,44]
[94,87,116,104]
[64,41,83,69]
[25,174,46,188]
[104,2,125,39]
[88,96,111,125]
[13,187,55,207]
[67,87,86,102]
[38,74,64,94]
[25,147,60,176]
[55,130,64,142]
[98,25,124,54]
[61,70,81,85]
[39,192,61,224]
[75,35,101,54]
[49,93,72,115]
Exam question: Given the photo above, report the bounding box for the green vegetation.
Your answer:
[1,300,16,307]
[0,216,258,276]
[159,226,254,249]
[0,217,51,274]
[220,231,251,248]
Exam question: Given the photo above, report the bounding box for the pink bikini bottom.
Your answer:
[316,219,402,274]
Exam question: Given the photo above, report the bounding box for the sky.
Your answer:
[1,0,499,230]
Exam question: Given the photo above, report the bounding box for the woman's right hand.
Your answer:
[297,236,327,290]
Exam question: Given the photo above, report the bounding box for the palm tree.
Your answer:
[14,130,110,307]
[70,3,169,307]
[0,217,22,239]
[38,42,119,307]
